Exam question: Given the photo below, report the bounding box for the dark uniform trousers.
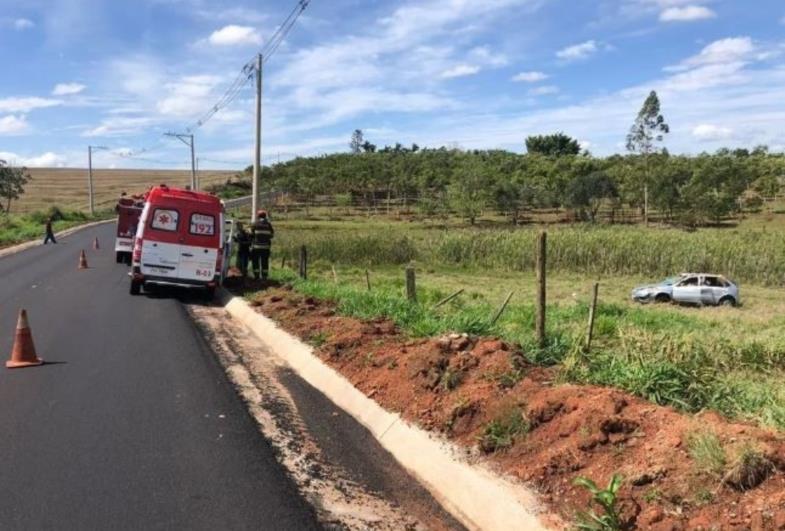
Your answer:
[251,219,274,280]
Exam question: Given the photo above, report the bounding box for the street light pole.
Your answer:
[87,145,108,215]
[252,52,263,222]
[165,132,196,190]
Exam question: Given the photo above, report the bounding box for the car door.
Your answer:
[700,275,721,306]
[177,209,219,283]
[140,206,182,278]
[672,275,700,303]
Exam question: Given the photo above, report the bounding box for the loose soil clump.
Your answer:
[245,287,785,529]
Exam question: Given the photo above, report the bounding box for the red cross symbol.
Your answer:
[158,214,170,224]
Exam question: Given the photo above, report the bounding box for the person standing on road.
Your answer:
[233,222,252,279]
[43,217,57,245]
[250,210,274,281]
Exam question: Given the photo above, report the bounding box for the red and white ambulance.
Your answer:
[129,185,226,298]
[115,195,144,264]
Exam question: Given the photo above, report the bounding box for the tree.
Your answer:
[361,140,376,153]
[448,156,491,225]
[626,90,669,225]
[0,160,30,213]
[525,133,581,157]
[565,171,618,222]
[349,129,364,154]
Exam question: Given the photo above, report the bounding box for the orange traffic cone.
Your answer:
[78,249,89,269]
[93,237,100,250]
[6,309,43,368]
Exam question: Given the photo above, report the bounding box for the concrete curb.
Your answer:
[221,290,553,531]
[0,219,114,259]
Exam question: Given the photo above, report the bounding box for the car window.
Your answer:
[190,213,215,236]
[678,276,698,286]
[151,208,179,232]
[703,276,719,287]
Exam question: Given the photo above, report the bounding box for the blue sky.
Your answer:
[0,0,784,169]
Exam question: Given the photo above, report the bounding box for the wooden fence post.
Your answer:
[365,269,371,291]
[536,231,547,348]
[585,283,599,352]
[406,264,416,301]
[491,291,514,325]
[433,289,464,310]
[299,245,307,280]
[331,265,338,284]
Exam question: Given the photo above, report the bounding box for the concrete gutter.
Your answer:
[0,219,114,259]
[221,291,555,531]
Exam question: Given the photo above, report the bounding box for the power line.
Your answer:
[90,0,311,170]
[261,0,310,63]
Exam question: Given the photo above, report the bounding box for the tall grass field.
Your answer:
[270,220,785,286]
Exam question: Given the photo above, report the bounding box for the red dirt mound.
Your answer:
[246,287,785,530]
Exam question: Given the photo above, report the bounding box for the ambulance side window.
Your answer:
[190,213,215,236]
[151,209,179,232]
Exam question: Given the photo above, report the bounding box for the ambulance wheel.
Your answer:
[130,279,142,295]
[205,286,216,300]
[115,252,123,264]
[124,253,132,265]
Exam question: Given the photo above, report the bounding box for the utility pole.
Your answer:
[87,145,108,216]
[252,52,263,222]
[165,132,196,190]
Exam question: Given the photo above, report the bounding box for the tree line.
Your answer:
[252,91,783,226]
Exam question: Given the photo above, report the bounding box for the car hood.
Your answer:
[633,284,660,291]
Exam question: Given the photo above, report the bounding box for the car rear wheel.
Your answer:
[204,286,216,301]
[654,293,671,303]
[719,296,736,307]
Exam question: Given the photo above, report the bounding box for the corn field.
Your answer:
[274,224,785,286]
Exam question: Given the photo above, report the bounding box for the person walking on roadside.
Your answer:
[43,217,57,245]
[250,210,274,281]
[233,222,252,280]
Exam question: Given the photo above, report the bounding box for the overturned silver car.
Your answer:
[631,273,740,307]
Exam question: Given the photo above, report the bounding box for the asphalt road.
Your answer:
[0,223,320,530]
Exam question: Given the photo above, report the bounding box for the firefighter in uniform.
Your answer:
[233,222,252,279]
[250,210,274,280]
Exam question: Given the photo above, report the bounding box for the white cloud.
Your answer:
[0,115,29,135]
[82,116,157,137]
[0,151,66,167]
[556,40,598,61]
[441,64,481,78]
[528,85,559,96]
[680,37,755,68]
[512,71,548,82]
[155,75,222,117]
[660,5,716,21]
[207,25,261,46]
[0,96,62,113]
[13,18,34,30]
[692,124,733,141]
[468,46,509,67]
[52,82,86,96]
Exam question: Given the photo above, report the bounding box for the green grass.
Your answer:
[0,206,113,248]
[687,430,727,477]
[479,406,530,453]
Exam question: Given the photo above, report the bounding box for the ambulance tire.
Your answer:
[115,251,123,264]
[205,286,216,301]
[130,279,142,295]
